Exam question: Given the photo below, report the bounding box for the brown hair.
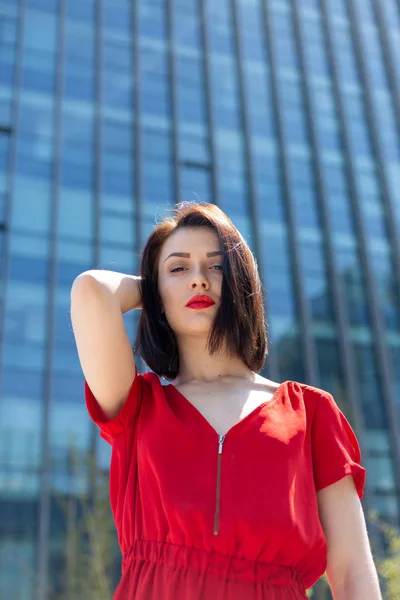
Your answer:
[133,201,268,380]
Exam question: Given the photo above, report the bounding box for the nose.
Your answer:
[192,281,207,289]
[190,266,209,289]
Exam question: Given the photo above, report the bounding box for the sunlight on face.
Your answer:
[157,227,224,338]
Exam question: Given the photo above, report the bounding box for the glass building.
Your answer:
[0,0,400,597]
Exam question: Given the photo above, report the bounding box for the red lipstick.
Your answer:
[186,295,215,310]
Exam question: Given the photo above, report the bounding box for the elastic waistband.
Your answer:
[122,539,305,593]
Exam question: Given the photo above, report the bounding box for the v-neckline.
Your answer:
[167,380,290,438]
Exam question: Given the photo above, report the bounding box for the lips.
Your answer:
[186,295,215,308]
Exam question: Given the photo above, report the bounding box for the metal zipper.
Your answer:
[213,434,226,535]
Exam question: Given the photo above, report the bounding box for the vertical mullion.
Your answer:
[166,0,180,206]
[131,0,144,374]
[132,6,141,263]
[346,1,400,297]
[229,0,276,379]
[320,0,400,519]
[345,0,400,507]
[133,0,141,250]
[261,0,318,386]
[371,0,400,131]
[131,0,147,374]
[91,0,105,488]
[289,0,371,509]
[37,0,66,597]
[229,0,262,271]
[0,0,21,362]
[198,0,220,207]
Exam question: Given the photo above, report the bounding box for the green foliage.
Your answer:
[16,442,399,600]
[3,443,118,600]
[306,572,330,598]
[368,510,400,599]
[49,445,118,600]
[305,508,400,600]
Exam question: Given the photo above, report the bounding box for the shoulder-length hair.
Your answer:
[133,201,268,380]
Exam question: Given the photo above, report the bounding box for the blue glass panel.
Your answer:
[176,89,206,125]
[140,47,170,118]
[102,40,132,72]
[138,3,166,39]
[175,55,204,87]
[99,245,136,273]
[57,238,92,264]
[174,9,201,50]
[56,259,92,288]
[60,161,93,190]
[9,255,48,284]
[64,20,94,66]
[12,177,52,234]
[3,342,46,371]
[61,106,94,149]
[26,0,58,10]
[63,67,94,102]
[178,133,209,164]
[21,67,56,94]
[1,369,43,399]
[0,136,9,173]
[100,214,134,246]
[15,135,53,180]
[18,93,55,137]
[57,188,93,239]
[102,118,133,152]
[22,10,57,54]
[65,0,95,22]
[4,280,47,345]
[353,343,387,429]
[102,71,133,111]
[0,14,17,45]
[102,155,133,196]
[102,0,131,35]
[206,0,234,57]
[0,97,12,124]
[141,128,171,160]
[180,166,211,202]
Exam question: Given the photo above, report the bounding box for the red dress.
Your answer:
[85,367,366,599]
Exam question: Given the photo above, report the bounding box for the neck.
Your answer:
[173,336,253,385]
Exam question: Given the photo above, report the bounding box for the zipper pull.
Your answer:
[214,434,226,536]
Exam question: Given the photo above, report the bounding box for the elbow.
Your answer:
[329,567,383,600]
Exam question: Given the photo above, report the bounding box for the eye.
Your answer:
[170,265,223,273]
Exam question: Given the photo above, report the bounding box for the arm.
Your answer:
[317,475,382,600]
[75,269,143,314]
[70,271,143,419]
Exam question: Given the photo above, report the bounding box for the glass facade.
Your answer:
[0,0,399,597]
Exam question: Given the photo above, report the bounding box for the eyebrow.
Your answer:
[164,251,223,263]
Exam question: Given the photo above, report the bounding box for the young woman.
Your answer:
[71,202,381,599]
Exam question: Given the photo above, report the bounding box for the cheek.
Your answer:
[159,279,177,307]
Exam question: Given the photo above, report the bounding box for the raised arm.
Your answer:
[70,270,142,420]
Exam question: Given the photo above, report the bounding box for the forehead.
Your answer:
[160,227,220,257]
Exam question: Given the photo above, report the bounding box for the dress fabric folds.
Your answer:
[84,366,366,599]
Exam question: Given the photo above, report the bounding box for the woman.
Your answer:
[71,202,382,599]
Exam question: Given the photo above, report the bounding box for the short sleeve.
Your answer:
[311,390,366,500]
[84,363,143,445]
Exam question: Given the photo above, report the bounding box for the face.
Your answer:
[157,227,224,337]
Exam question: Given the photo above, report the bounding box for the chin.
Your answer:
[166,312,215,334]
[171,321,212,336]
